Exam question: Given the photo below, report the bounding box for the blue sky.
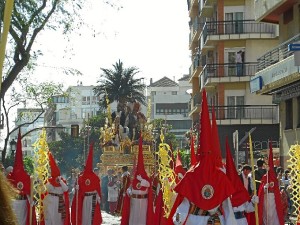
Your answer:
[32,0,191,87]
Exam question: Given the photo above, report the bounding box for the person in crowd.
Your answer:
[115,166,131,215]
[100,169,112,213]
[7,130,36,225]
[225,137,259,225]
[258,142,284,225]
[71,143,102,225]
[239,165,253,197]
[107,175,119,215]
[120,135,154,225]
[43,151,70,225]
[254,158,266,192]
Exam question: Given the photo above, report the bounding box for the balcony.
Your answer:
[201,20,277,49]
[199,0,216,18]
[212,105,279,125]
[189,92,201,116]
[189,17,203,50]
[190,55,202,79]
[188,0,199,18]
[254,0,296,24]
[257,33,300,72]
[202,63,257,87]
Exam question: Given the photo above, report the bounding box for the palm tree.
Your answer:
[94,60,146,109]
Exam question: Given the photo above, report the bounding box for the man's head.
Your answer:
[256,158,265,168]
[122,166,128,172]
[242,165,252,176]
[93,167,99,176]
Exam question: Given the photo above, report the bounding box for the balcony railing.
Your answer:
[189,92,201,112]
[212,105,279,123]
[257,33,300,72]
[203,63,257,83]
[203,20,276,43]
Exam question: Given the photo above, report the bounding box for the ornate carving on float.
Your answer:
[98,98,155,175]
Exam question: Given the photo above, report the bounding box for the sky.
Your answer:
[32,0,191,87]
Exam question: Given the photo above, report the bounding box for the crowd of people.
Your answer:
[0,90,295,225]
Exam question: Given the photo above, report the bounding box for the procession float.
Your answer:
[98,98,155,175]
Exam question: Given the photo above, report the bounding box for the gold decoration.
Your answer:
[157,132,176,218]
[32,128,50,222]
[287,143,300,223]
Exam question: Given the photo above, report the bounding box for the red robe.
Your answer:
[71,173,102,225]
[258,174,284,225]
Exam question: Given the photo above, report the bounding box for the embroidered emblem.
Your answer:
[269,182,274,188]
[17,181,24,190]
[201,185,214,199]
[85,179,91,186]
[136,182,141,189]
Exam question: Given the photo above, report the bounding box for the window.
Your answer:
[227,96,245,119]
[82,96,90,105]
[151,91,156,96]
[172,91,177,95]
[285,99,293,130]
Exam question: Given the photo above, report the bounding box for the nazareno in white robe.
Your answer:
[43,181,68,225]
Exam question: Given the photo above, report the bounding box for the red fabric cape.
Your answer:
[225,138,250,207]
[174,156,234,210]
[258,174,284,225]
[71,173,102,225]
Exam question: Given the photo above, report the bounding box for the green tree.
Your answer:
[93,60,146,109]
[152,118,178,149]
[1,81,66,163]
[48,112,107,176]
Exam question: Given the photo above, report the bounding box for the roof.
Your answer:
[149,76,178,87]
[178,74,190,81]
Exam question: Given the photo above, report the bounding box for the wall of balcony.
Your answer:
[202,20,277,44]
[212,105,279,125]
[202,63,256,85]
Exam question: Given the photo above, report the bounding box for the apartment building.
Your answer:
[148,75,192,148]
[44,85,102,142]
[11,108,44,156]
[187,0,280,161]
[250,0,300,167]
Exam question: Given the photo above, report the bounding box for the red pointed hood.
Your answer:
[225,137,250,207]
[132,134,149,191]
[197,89,212,159]
[211,105,223,168]
[175,150,186,183]
[174,90,234,210]
[7,130,31,195]
[48,151,61,187]
[79,143,101,194]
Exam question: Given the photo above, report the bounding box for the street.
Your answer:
[102,212,121,225]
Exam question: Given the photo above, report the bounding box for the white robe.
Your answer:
[82,190,101,225]
[12,198,28,225]
[263,193,280,225]
[128,178,150,225]
[43,181,68,225]
[173,197,237,225]
[233,202,255,225]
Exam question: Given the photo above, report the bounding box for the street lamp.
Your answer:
[10,138,17,156]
